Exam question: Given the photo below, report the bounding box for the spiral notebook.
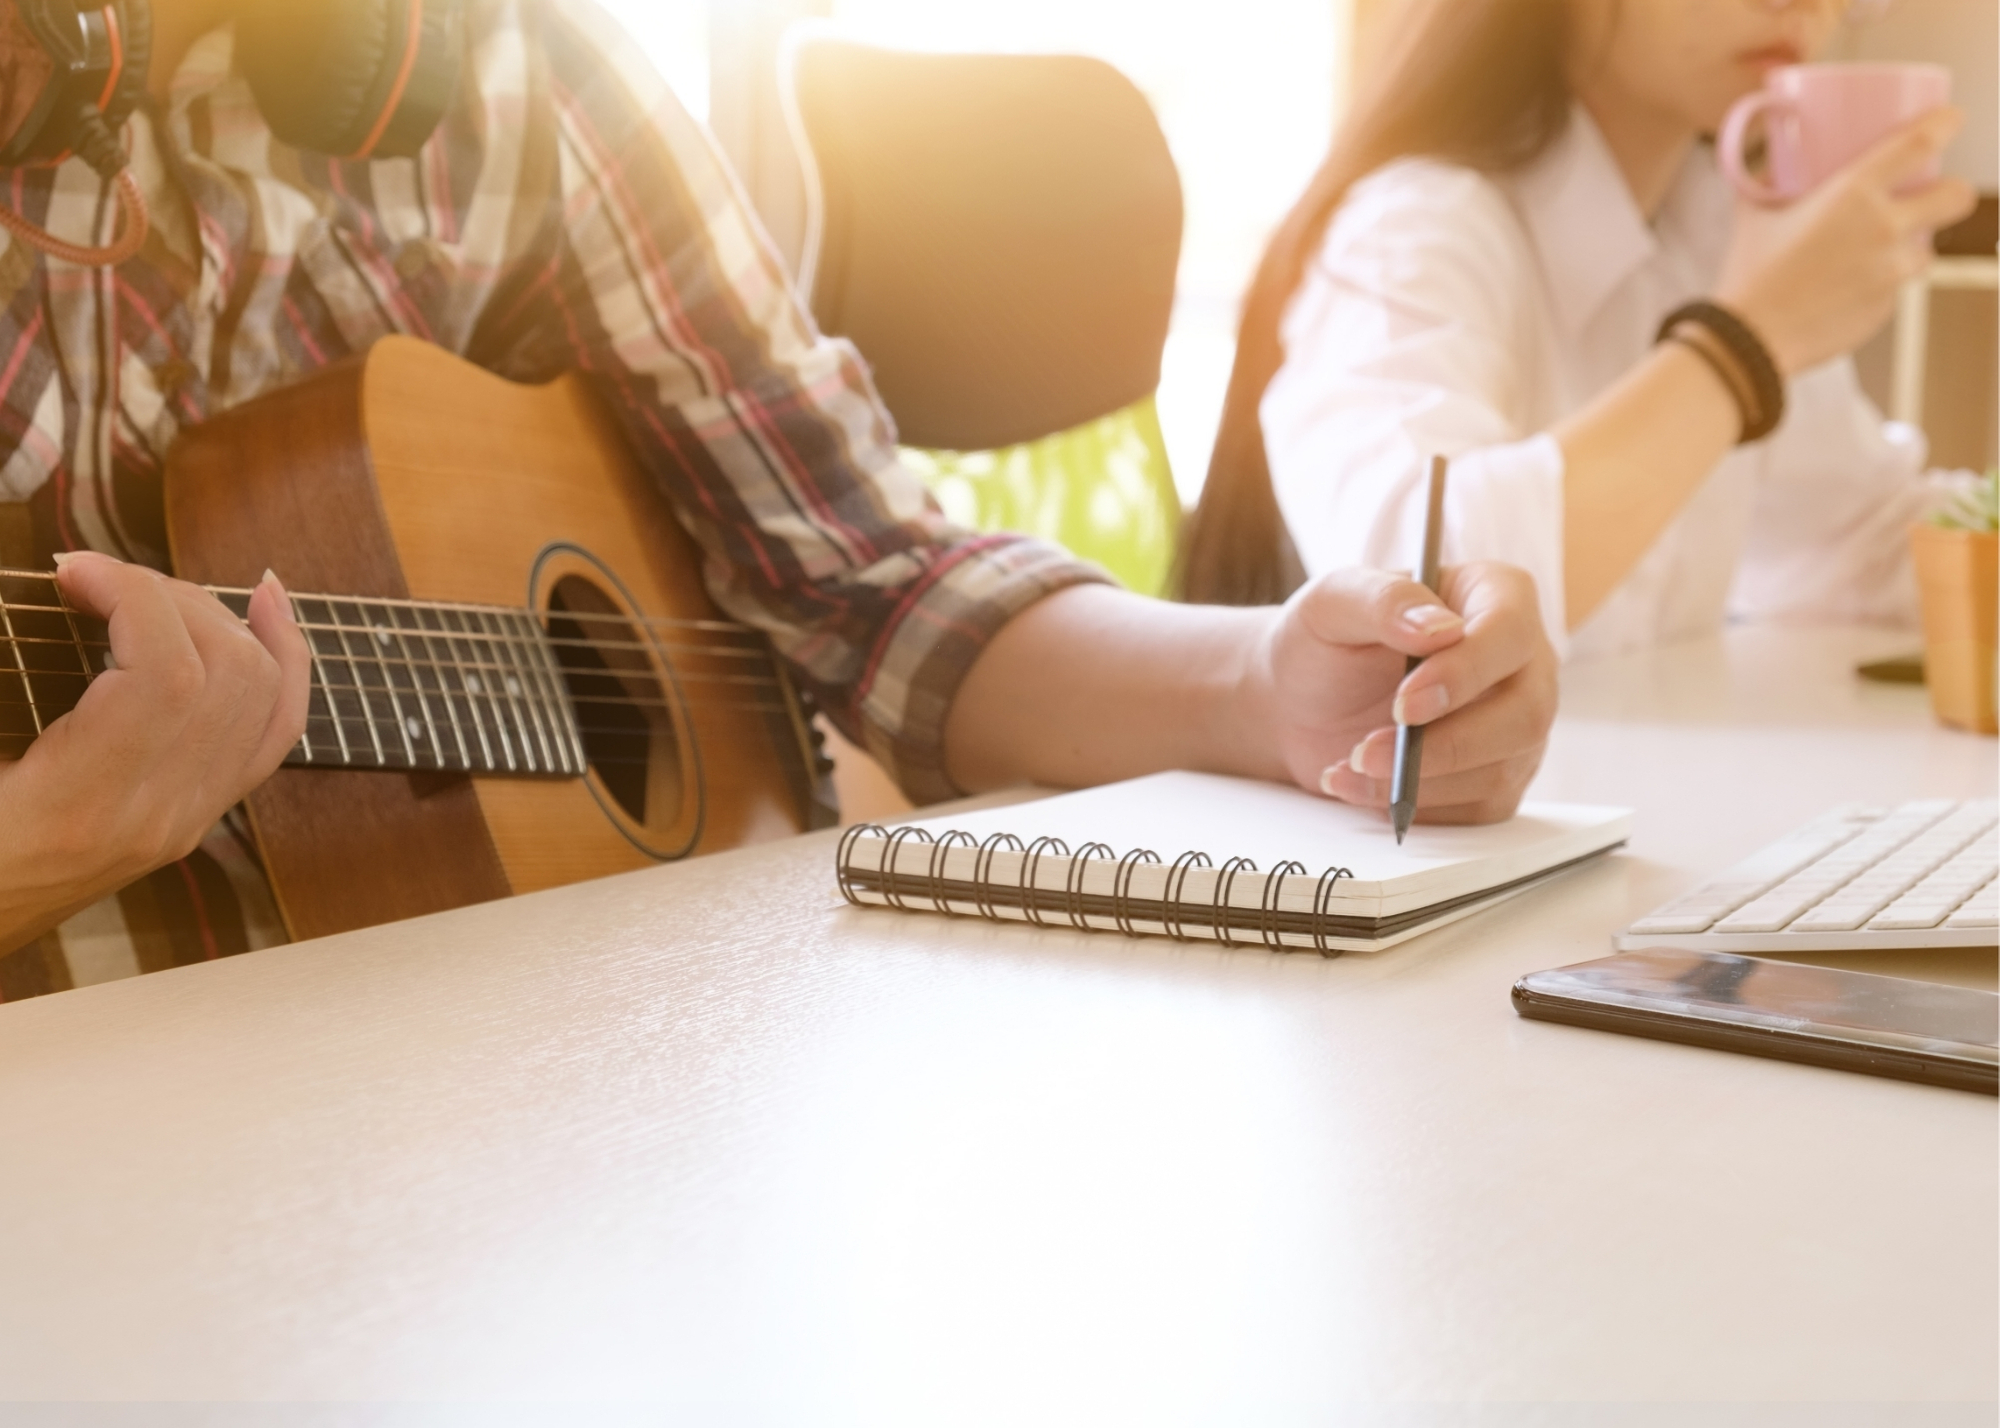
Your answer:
[836,771,1632,954]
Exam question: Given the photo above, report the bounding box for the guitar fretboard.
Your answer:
[270,591,586,777]
[1,570,586,778]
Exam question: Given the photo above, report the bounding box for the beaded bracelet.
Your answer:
[1654,299,1786,444]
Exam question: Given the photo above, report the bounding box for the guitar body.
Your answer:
[166,337,832,942]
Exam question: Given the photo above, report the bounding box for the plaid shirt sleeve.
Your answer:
[526,2,1108,803]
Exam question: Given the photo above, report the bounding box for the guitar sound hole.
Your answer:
[544,576,683,829]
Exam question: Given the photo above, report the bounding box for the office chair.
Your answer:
[782,32,1183,595]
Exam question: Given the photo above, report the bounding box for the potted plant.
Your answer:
[1910,471,1998,735]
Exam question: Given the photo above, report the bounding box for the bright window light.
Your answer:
[593,0,712,121]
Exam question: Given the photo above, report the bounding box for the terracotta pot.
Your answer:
[1909,523,1998,735]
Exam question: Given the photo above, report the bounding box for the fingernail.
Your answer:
[1319,762,1349,795]
[1401,603,1461,636]
[1394,683,1451,725]
[1349,740,1372,777]
[259,568,296,621]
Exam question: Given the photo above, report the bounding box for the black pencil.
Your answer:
[1390,454,1449,844]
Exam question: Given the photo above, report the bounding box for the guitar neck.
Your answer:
[0,568,586,778]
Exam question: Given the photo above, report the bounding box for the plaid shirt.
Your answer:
[0,0,1102,999]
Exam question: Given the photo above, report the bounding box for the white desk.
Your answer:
[0,627,1993,1418]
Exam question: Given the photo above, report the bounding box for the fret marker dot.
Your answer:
[464,674,482,694]
[375,627,393,647]
[406,716,423,740]
[505,676,522,696]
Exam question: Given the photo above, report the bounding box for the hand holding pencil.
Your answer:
[1248,464,1559,829]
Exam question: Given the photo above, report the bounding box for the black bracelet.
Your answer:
[1654,300,1786,444]
[1663,328,1753,429]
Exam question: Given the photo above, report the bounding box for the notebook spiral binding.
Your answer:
[836,823,1357,957]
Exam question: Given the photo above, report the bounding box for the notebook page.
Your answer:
[882,771,1630,916]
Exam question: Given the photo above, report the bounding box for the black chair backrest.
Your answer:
[787,38,1182,452]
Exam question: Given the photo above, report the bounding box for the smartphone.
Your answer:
[1513,948,1998,1094]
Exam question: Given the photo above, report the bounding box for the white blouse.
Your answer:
[1261,105,1934,661]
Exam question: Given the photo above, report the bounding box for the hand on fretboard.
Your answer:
[0,569,104,759]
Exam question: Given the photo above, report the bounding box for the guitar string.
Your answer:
[0,672,792,737]
[0,571,781,651]
[0,695,797,727]
[0,576,820,770]
[0,678,796,751]
[0,610,792,701]
[0,628,783,679]
[0,664,799,753]
[0,615,785,693]
[0,606,779,664]
[0,571,764,636]
[0,646,787,707]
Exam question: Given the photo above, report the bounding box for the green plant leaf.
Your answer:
[1929,468,2000,534]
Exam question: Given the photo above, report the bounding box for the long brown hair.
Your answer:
[1174,0,1580,605]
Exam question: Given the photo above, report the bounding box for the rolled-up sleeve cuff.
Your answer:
[1444,432,1570,660]
[851,534,1111,804]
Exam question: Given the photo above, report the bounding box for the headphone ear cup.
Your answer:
[239,0,459,161]
[101,0,151,133]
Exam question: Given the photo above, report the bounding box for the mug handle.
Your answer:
[1719,91,1797,205]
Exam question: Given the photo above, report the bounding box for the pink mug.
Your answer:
[1719,62,1951,203]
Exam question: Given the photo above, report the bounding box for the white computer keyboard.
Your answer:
[1617,799,1999,953]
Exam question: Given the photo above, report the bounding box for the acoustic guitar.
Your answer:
[0,336,836,942]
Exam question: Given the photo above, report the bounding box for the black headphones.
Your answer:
[0,0,460,264]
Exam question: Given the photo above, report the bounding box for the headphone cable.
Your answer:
[0,113,149,267]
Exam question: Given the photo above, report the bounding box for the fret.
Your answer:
[304,592,378,764]
[0,572,96,760]
[293,596,351,767]
[402,602,472,771]
[361,601,446,771]
[0,583,41,736]
[293,671,332,768]
[55,590,92,678]
[323,599,391,767]
[551,624,589,776]
[478,608,547,774]
[462,609,520,773]
[360,603,422,767]
[501,610,561,775]
[517,610,586,777]
[439,604,502,772]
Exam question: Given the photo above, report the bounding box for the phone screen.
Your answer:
[1514,948,1998,1093]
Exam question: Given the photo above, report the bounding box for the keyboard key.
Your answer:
[1715,805,1966,933]
[1943,875,1998,930]
[1865,850,1991,929]
[1713,877,1852,933]
[1773,805,1992,933]
[1632,820,1871,933]
[1624,800,1995,946]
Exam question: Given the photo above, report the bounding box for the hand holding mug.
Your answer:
[1715,103,1976,378]
[1720,63,1952,205]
